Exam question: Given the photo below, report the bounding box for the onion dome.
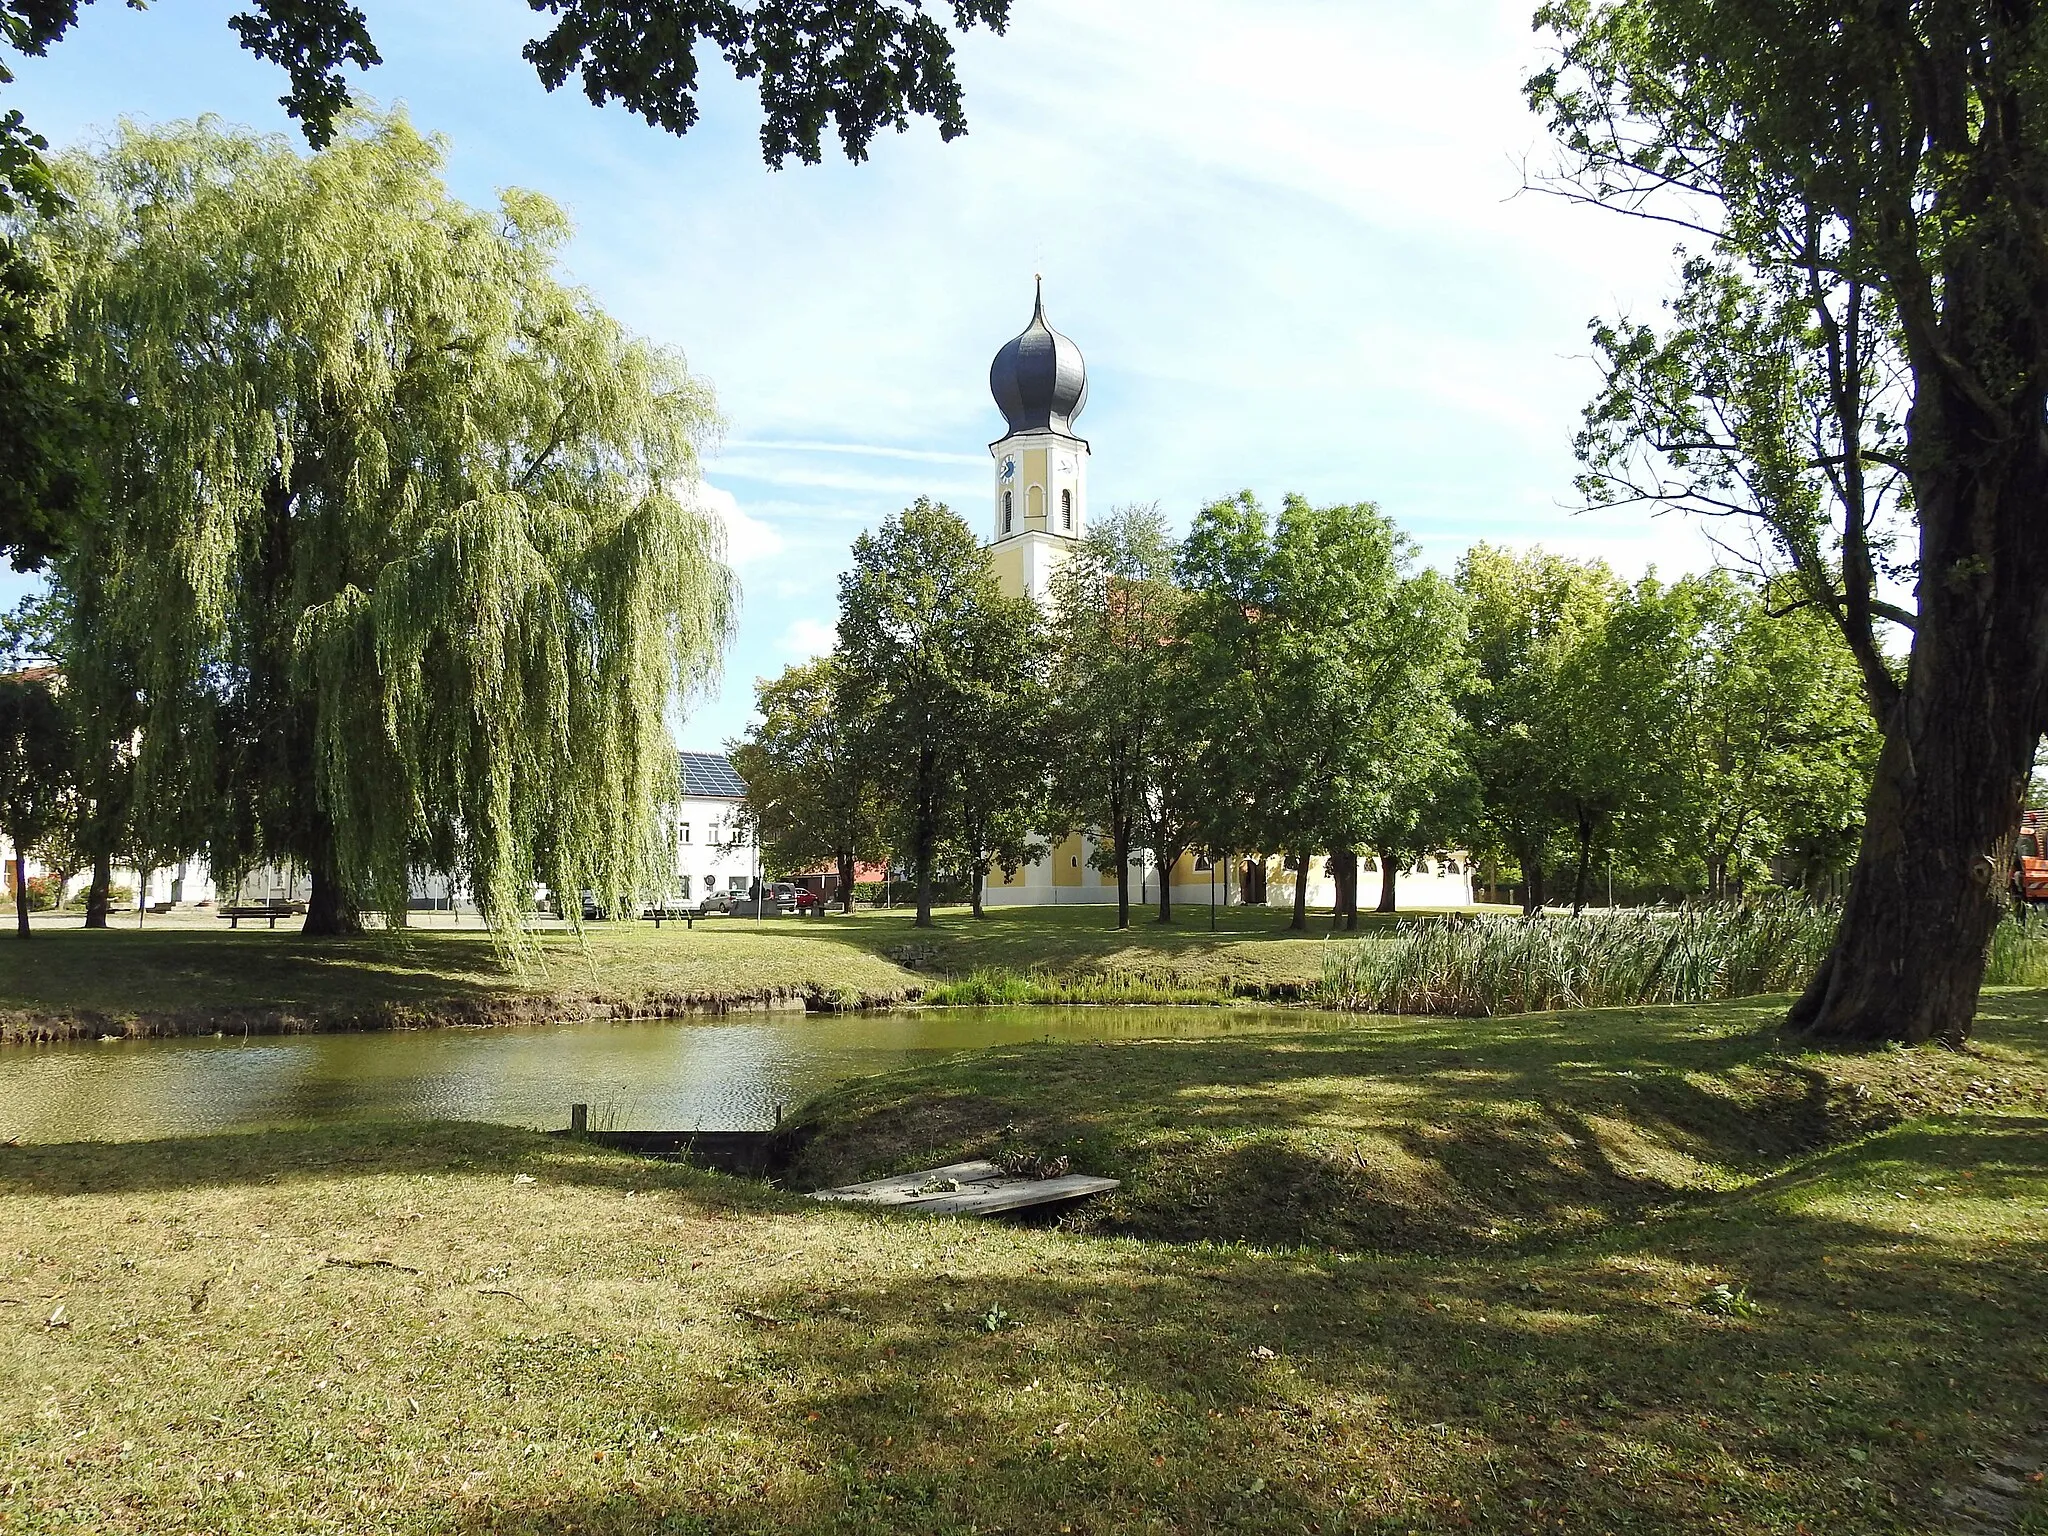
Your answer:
[989,278,1088,436]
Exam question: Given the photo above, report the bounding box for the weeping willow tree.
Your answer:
[30,112,733,936]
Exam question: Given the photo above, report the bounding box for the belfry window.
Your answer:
[1061,488,1073,531]
[1003,490,1013,533]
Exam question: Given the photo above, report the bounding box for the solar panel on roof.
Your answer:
[678,751,747,798]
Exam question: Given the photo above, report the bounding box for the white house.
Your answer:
[670,751,756,904]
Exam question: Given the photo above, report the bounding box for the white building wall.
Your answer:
[669,794,756,902]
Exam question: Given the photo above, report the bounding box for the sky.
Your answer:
[5,0,1715,747]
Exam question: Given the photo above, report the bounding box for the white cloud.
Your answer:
[777,616,837,660]
[692,480,784,568]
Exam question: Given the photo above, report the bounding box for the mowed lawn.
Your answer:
[0,904,1491,1035]
[2,993,2045,1533]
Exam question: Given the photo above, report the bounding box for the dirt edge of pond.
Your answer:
[0,983,928,1046]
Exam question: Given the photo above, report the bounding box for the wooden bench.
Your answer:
[218,905,296,929]
[640,907,695,930]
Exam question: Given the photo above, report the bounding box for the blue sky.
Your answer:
[7,0,1714,747]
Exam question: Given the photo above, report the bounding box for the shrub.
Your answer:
[23,874,63,910]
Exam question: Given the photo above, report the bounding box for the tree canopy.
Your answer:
[32,112,733,936]
[0,0,1011,212]
[729,656,883,914]
[1048,504,1182,929]
[0,666,71,937]
[835,497,1039,927]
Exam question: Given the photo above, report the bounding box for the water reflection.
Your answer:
[0,1007,1312,1142]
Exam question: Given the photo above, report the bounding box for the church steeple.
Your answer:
[989,277,1089,437]
[988,280,1090,602]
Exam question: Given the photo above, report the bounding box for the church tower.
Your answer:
[986,279,1088,603]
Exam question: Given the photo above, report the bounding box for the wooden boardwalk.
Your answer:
[808,1159,1119,1217]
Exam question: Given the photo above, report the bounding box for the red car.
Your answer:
[793,887,820,910]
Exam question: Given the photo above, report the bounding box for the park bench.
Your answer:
[218,904,299,929]
[640,906,696,930]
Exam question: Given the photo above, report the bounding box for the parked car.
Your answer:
[793,887,820,910]
[697,889,733,915]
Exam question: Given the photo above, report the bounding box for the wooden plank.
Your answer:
[808,1160,1119,1217]
[906,1175,1120,1217]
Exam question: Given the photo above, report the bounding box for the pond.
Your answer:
[0,1007,1317,1143]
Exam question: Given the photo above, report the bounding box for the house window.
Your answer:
[1003,490,1013,533]
[678,873,692,898]
[679,822,690,845]
[1194,853,1213,871]
[1061,488,1072,530]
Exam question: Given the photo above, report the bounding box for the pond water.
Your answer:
[0,1007,1316,1143]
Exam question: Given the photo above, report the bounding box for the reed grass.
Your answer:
[1315,898,1838,1015]
[1985,907,2048,986]
[918,967,1234,1007]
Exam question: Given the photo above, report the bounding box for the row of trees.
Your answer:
[735,496,1879,932]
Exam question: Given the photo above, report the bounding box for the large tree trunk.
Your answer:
[1289,850,1310,931]
[1157,842,1176,924]
[1789,269,2048,1045]
[913,754,936,928]
[1571,812,1594,916]
[969,852,986,919]
[1113,820,1131,930]
[1329,848,1358,931]
[12,852,28,938]
[837,851,856,914]
[1523,853,1545,917]
[1790,654,2036,1046]
[1377,846,1399,913]
[303,854,363,937]
[85,852,111,929]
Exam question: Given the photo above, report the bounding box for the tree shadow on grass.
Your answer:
[422,1116,2048,1535]
[786,1002,2048,1252]
[0,1120,797,1210]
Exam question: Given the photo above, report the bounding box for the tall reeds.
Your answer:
[1316,899,1839,1016]
[1984,908,2048,987]
[919,968,1234,1007]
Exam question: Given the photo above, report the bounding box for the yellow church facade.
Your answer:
[975,282,1475,912]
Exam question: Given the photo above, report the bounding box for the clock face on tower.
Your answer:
[999,456,1017,481]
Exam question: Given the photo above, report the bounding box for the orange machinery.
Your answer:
[2015,810,2048,907]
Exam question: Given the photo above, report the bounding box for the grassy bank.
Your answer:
[3,995,2046,1533]
[788,988,2048,1253]
[0,905,1478,1041]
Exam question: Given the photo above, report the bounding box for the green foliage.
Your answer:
[1177,493,1470,928]
[730,657,885,909]
[0,236,88,570]
[1455,544,1625,910]
[0,668,73,935]
[0,1,1009,211]
[1317,899,1839,1015]
[1047,503,1183,926]
[835,498,1042,926]
[523,0,1013,167]
[1658,574,1879,897]
[35,113,732,938]
[1530,0,2048,1044]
